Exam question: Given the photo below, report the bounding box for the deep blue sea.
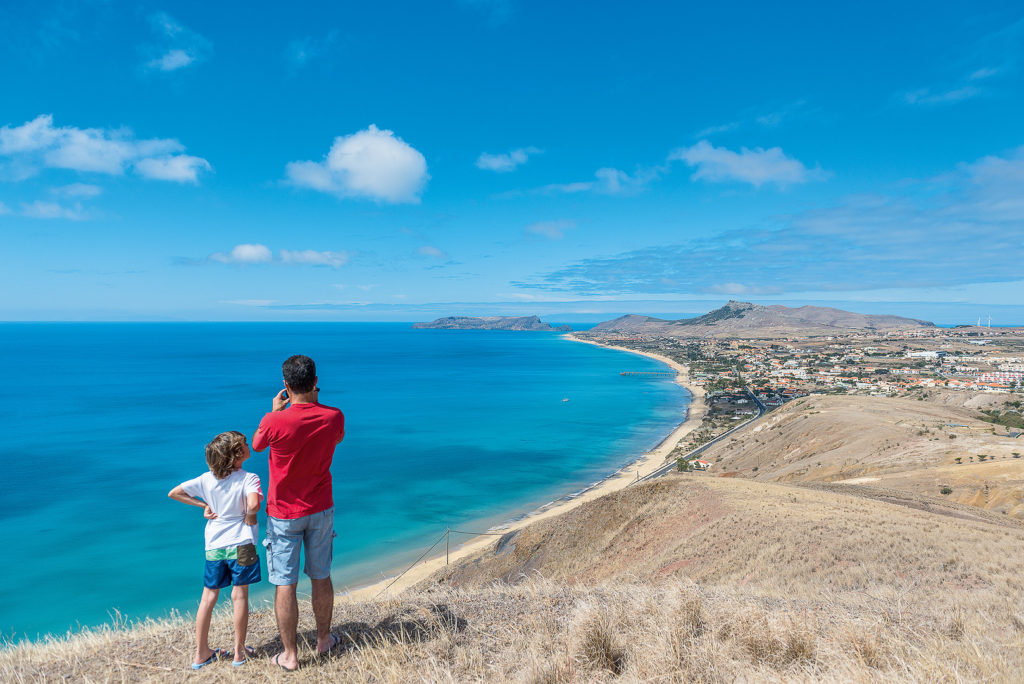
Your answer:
[0,323,687,642]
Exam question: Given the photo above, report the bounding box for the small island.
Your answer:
[413,315,572,331]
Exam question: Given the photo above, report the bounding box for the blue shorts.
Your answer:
[264,507,336,586]
[203,544,262,589]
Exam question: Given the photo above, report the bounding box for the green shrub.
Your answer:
[940,486,953,495]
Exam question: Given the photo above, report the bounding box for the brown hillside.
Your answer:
[425,477,1023,593]
[694,392,1024,518]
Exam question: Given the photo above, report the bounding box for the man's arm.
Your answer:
[168,485,216,520]
[252,390,289,452]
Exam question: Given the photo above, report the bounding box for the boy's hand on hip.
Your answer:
[203,505,217,520]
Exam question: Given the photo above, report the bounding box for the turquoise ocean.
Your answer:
[0,323,687,642]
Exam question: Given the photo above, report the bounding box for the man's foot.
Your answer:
[272,652,298,672]
[317,632,341,656]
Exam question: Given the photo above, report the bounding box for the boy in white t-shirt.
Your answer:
[169,431,263,669]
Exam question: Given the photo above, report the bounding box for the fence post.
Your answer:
[446,527,449,565]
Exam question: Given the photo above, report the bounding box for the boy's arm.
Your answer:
[244,491,261,526]
[168,485,217,520]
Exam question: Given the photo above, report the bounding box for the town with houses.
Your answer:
[582,325,1024,463]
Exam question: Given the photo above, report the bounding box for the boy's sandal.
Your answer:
[231,646,257,667]
[191,647,228,670]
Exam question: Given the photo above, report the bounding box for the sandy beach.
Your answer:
[341,335,706,601]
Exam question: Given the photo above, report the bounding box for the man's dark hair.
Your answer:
[282,354,317,393]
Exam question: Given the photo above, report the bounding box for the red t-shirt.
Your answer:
[252,402,345,519]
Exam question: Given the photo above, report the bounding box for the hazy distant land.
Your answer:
[413,315,572,331]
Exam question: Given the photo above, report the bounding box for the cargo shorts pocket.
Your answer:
[237,543,258,566]
[262,539,273,574]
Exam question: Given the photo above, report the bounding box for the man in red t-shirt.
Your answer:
[252,355,344,671]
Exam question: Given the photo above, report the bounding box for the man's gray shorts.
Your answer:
[263,507,336,586]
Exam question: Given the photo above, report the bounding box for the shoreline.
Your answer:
[340,334,706,602]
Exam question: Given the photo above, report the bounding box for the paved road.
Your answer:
[636,387,766,483]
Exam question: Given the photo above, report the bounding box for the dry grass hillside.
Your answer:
[5,476,1024,682]
[425,476,1024,680]
[696,391,1024,518]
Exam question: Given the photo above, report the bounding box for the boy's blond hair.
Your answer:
[205,431,246,479]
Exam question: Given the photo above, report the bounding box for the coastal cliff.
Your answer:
[413,315,572,331]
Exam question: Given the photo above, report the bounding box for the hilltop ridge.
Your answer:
[588,301,935,338]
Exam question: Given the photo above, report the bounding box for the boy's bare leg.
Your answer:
[274,584,300,670]
[311,577,334,652]
[231,584,249,661]
[194,587,220,664]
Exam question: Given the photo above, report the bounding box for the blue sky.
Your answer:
[1,1,1023,323]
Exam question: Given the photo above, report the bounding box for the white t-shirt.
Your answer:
[179,469,263,551]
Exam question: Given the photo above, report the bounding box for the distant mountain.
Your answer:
[413,315,572,332]
[587,301,935,338]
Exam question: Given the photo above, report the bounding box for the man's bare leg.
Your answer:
[311,576,335,653]
[273,584,299,670]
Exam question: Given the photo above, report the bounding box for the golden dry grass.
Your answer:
[696,391,1024,518]
[3,573,1022,682]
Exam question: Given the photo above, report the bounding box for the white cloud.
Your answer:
[148,49,195,72]
[221,299,276,306]
[285,124,428,203]
[969,67,999,80]
[0,114,211,183]
[286,32,338,67]
[52,183,102,197]
[694,121,740,138]
[21,200,86,220]
[702,282,782,295]
[210,244,273,264]
[0,114,61,153]
[134,155,211,183]
[541,167,658,195]
[475,146,541,172]
[0,201,10,214]
[417,245,445,258]
[526,219,575,239]
[902,64,1002,106]
[280,249,349,268]
[460,0,512,24]
[143,13,209,73]
[523,145,1024,296]
[209,245,352,267]
[539,180,592,194]
[903,86,980,105]
[669,140,825,188]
